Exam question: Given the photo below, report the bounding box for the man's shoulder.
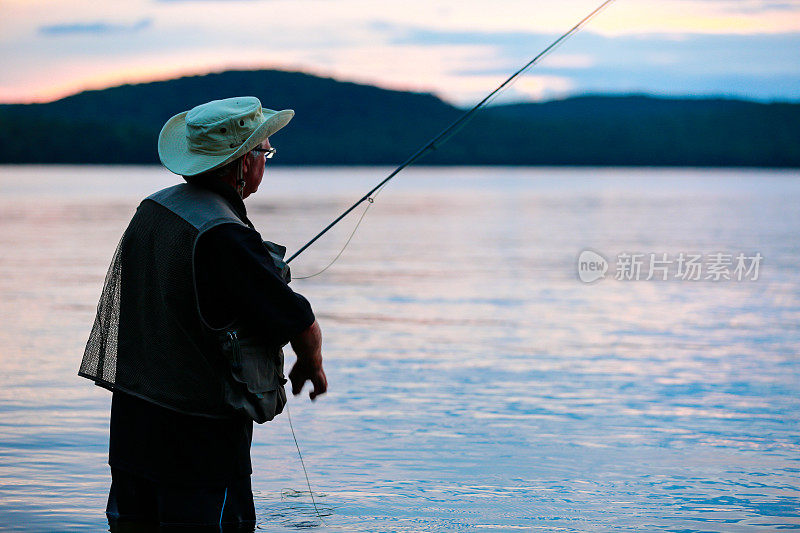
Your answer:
[197,222,262,249]
[195,223,283,276]
[144,184,245,232]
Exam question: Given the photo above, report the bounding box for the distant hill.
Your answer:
[483,96,800,167]
[0,69,798,167]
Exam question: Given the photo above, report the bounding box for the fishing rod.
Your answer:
[286,0,616,267]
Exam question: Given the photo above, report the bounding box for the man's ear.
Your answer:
[241,152,252,175]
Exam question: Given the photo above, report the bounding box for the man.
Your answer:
[79,96,327,529]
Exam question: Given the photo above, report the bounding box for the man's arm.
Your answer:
[288,320,327,400]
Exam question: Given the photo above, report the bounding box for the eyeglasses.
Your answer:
[252,146,276,159]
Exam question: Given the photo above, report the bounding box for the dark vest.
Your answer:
[79,183,286,422]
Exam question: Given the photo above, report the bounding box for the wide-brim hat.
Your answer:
[158,96,294,177]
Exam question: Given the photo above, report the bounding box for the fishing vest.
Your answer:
[79,183,287,423]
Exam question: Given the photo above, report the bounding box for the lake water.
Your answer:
[0,165,798,532]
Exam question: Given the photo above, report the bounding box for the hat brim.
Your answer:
[158,108,294,177]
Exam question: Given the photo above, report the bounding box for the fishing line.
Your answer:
[285,404,325,523]
[292,184,389,280]
[287,0,617,274]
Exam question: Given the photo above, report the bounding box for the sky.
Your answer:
[1,0,799,105]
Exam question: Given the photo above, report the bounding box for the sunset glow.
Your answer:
[1,0,798,104]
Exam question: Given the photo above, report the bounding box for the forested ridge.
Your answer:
[1,69,797,167]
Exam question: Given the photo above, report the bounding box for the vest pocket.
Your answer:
[220,330,287,423]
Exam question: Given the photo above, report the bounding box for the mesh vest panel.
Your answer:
[80,187,245,418]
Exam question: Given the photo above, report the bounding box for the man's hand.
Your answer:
[289,359,327,400]
[288,320,327,400]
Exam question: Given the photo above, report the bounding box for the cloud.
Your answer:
[375,24,800,76]
[373,24,800,102]
[38,18,152,36]
[693,0,800,14]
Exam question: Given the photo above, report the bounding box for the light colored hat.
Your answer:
[158,96,294,177]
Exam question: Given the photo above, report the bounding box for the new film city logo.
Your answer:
[577,250,762,283]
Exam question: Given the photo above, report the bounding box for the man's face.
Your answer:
[242,138,271,198]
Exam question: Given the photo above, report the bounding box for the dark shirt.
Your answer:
[109,179,315,486]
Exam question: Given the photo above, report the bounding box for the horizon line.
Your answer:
[1,66,798,107]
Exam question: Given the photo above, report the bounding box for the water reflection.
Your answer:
[0,166,799,531]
